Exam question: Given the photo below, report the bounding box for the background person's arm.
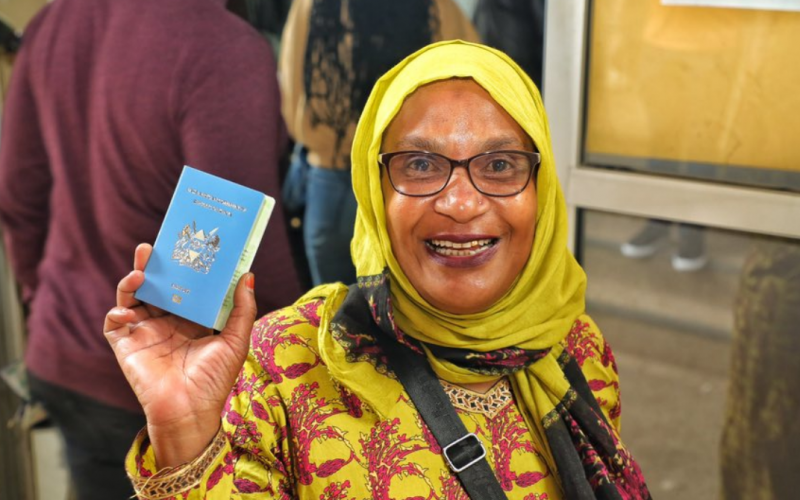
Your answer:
[437,0,482,44]
[277,0,311,144]
[0,29,52,305]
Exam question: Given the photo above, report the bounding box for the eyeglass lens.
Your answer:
[386,151,536,196]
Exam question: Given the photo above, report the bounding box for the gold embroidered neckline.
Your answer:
[439,378,513,418]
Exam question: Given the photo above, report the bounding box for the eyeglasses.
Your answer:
[378,150,541,197]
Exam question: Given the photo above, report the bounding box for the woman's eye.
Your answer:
[489,160,512,172]
[408,159,431,171]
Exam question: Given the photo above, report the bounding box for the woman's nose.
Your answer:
[433,168,489,222]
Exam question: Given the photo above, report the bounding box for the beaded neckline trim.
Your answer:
[439,378,513,418]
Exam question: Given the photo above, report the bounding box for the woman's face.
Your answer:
[382,79,538,315]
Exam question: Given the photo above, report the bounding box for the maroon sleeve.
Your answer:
[0,40,52,304]
[176,31,301,313]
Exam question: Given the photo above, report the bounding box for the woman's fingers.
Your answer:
[117,270,145,308]
[103,306,136,337]
[219,273,257,356]
[120,243,169,318]
[134,243,153,272]
[115,243,151,308]
[103,304,152,336]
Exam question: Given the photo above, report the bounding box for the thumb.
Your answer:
[219,273,258,359]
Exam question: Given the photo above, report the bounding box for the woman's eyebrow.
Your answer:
[479,137,527,151]
[395,136,443,151]
[394,135,527,153]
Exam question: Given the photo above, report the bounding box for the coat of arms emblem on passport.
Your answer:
[172,221,221,274]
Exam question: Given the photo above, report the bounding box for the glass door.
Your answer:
[545,1,800,498]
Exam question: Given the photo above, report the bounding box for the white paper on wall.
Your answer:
[662,0,800,11]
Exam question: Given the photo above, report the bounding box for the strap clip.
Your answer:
[443,433,487,473]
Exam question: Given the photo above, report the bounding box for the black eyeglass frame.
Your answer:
[378,150,542,198]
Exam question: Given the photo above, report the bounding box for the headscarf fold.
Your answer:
[308,40,650,499]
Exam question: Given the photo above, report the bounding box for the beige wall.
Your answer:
[585,0,800,172]
[0,0,48,33]
[0,0,48,106]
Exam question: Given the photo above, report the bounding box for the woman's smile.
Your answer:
[424,235,499,266]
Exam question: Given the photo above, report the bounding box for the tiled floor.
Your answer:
[583,211,746,499]
[591,310,730,499]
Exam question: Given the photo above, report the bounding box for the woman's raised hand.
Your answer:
[104,243,257,467]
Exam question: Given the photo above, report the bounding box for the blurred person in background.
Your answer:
[0,0,301,498]
[228,0,293,56]
[473,0,545,88]
[278,0,479,286]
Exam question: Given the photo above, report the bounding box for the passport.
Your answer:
[135,166,274,330]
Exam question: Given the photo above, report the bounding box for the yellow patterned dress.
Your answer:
[126,296,623,499]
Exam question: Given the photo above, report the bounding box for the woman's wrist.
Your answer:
[148,418,222,468]
[131,426,228,499]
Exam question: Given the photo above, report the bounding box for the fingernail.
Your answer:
[112,307,129,316]
[246,274,255,291]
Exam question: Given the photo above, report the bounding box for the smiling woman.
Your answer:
[381,79,539,315]
[107,41,651,499]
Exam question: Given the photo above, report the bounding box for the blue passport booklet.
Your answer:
[135,166,274,330]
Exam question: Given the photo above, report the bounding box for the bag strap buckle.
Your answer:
[443,433,487,473]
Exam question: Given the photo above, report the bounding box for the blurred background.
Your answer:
[1,0,798,499]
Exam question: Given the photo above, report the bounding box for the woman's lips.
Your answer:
[424,237,499,267]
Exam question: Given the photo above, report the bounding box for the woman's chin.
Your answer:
[419,283,500,315]
[408,258,513,315]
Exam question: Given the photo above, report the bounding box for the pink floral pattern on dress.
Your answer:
[135,440,153,479]
[207,451,236,491]
[359,417,433,499]
[439,471,469,500]
[480,402,548,491]
[320,480,356,500]
[563,319,602,367]
[563,319,623,427]
[252,311,321,384]
[601,339,619,375]
[296,300,322,327]
[337,383,365,419]
[287,382,356,485]
[233,477,268,493]
[588,378,622,422]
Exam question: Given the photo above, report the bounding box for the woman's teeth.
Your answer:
[427,238,495,257]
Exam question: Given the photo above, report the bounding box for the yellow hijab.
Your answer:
[351,39,586,369]
[310,40,588,472]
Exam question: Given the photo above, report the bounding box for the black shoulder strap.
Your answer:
[336,285,508,500]
[380,339,509,499]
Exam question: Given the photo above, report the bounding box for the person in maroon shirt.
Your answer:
[0,0,302,497]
